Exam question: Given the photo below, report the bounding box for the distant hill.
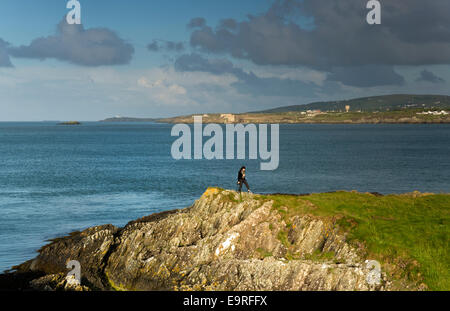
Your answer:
[255,94,450,113]
[100,117,156,122]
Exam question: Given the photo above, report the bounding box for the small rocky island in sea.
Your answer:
[58,121,81,125]
[1,188,447,291]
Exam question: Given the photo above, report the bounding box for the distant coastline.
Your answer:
[100,117,156,122]
[100,94,450,124]
[102,110,450,125]
[156,110,450,124]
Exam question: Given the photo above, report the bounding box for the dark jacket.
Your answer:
[238,170,245,181]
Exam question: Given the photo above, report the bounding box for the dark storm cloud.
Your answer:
[218,19,238,30]
[175,53,236,75]
[187,17,207,29]
[166,41,185,52]
[147,40,185,52]
[8,19,134,66]
[327,65,405,87]
[416,70,445,83]
[0,39,13,67]
[231,73,317,97]
[175,53,318,97]
[147,41,160,52]
[188,0,450,69]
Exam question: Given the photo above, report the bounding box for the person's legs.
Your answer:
[243,180,250,191]
[238,181,243,193]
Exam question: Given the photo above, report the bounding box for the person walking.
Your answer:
[237,166,251,193]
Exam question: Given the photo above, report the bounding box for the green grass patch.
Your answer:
[277,230,290,248]
[256,248,273,259]
[264,191,450,290]
[224,192,239,203]
[304,249,337,262]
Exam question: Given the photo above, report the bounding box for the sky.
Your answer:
[0,0,449,121]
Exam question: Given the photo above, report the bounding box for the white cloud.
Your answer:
[2,62,450,121]
[168,84,187,95]
[246,64,327,86]
[137,76,189,105]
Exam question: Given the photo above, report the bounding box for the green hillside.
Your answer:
[257,94,450,113]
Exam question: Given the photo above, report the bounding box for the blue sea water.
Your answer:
[0,122,449,272]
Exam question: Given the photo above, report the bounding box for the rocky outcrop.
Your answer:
[11,224,119,290]
[3,188,408,291]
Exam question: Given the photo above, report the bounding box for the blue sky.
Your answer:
[0,1,271,66]
[1,0,449,121]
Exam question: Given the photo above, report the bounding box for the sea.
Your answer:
[0,122,449,272]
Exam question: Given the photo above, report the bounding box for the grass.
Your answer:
[304,249,337,262]
[256,248,273,259]
[277,230,290,248]
[263,191,450,290]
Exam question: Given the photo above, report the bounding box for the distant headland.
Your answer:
[100,116,156,122]
[100,94,450,124]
